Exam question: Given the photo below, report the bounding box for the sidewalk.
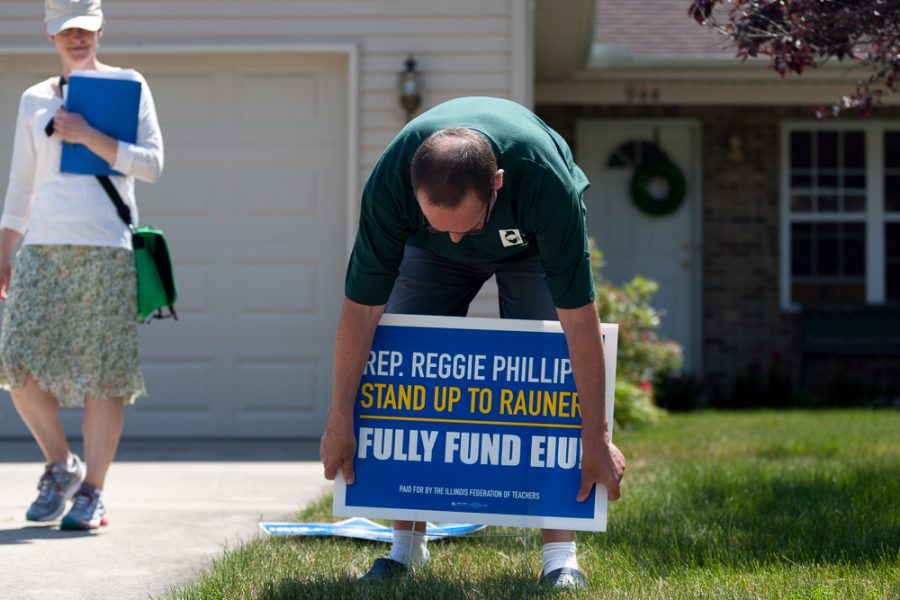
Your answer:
[0,439,330,600]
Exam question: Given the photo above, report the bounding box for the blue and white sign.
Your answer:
[333,314,618,532]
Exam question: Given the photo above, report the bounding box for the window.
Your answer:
[888,223,900,301]
[782,125,900,307]
[606,140,666,168]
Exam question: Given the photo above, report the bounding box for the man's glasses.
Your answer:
[420,193,495,236]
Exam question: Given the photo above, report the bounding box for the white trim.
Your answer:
[383,313,565,334]
[689,121,704,378]
[585,47,889,79]
[332,499,609,532]
[510,0,535,108]
[868,129,885,303]
[345,45,360,263]
[779,123,791,310]
[780,120,898,310]
[536,80,900,107]
[587,50,767,71]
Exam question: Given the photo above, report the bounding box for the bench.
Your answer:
[800,306,900,390]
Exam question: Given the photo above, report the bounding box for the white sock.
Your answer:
[541,541,579,574]
[388,529,430,566]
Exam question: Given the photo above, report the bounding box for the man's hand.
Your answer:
[320,417,357,484]
[576,440,625,502]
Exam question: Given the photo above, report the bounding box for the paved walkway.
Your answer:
[0,439,329,600]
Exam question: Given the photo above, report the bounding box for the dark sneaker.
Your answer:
[539,567,587,589]
[26,455,85,522]
[60,484,108,530]
[357,558,407,583]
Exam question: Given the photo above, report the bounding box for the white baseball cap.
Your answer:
[45,0,103,36]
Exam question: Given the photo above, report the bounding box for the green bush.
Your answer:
[612,380,664,428]
[590,241,680,428]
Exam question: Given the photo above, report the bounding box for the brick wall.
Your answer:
[537,104,900,401]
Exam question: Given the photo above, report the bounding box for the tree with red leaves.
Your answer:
[689,0,900,117]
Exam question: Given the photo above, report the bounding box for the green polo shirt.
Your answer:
[345,96,593,309]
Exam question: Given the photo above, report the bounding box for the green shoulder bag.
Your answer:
[97,175,178,322]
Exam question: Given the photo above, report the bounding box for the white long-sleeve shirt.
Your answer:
[1,71,164,250]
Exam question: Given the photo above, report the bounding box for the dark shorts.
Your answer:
[386,245,557,320]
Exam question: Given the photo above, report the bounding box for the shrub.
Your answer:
[613,380,664,428]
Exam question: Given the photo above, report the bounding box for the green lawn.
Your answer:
[165,410,900,599]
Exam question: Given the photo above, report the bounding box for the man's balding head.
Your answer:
[411,128,497,209]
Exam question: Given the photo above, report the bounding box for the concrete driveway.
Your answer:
[0,439,329,600]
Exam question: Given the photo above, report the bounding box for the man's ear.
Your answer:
[495,169,504,191]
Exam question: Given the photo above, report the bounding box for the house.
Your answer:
[535,0,900,403]
[0,0,534,438]
[0,1,894,439]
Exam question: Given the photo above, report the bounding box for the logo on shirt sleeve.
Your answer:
[499,229,527,247]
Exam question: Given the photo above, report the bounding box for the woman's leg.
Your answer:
[10,377,70,464]
[12,378,85,521]
[82,397,125,489]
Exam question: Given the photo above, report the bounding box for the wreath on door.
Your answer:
[629,158,687,217]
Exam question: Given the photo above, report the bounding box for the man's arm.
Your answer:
[556,302,626,501]
[320,298,386,484]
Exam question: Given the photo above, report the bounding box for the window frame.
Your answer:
[781,121,900,310]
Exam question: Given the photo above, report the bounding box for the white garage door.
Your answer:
[0,53,348,438]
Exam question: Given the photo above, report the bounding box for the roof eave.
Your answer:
[582,43,877,82]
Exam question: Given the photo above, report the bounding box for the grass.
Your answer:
[164,410,900,599]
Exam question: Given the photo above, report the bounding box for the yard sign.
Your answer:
[333,314,618,531]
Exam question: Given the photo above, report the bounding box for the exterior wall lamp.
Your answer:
[726,134,744,163]
[398,55,423,122]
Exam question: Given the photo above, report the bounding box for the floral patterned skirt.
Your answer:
[0,244,146,407]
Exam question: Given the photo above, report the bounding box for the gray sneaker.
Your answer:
[61,483,108,530]
[25,455,85,522]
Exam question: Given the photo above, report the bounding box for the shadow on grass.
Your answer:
[258,572,562,600]
[592,461,899,573]
[245,534,564,600]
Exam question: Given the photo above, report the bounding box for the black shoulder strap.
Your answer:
[96,175,134,227]
[43,75,66,137]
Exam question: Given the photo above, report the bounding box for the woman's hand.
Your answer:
[52,109,119,165]
[52,109,96,146]
[0,255,12,301]
[0,229,21,302]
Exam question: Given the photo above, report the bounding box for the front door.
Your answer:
[576,120,700,373]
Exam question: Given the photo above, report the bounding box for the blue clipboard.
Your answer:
[60,75,141,176]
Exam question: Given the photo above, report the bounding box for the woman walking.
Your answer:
[0,0,163,530]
